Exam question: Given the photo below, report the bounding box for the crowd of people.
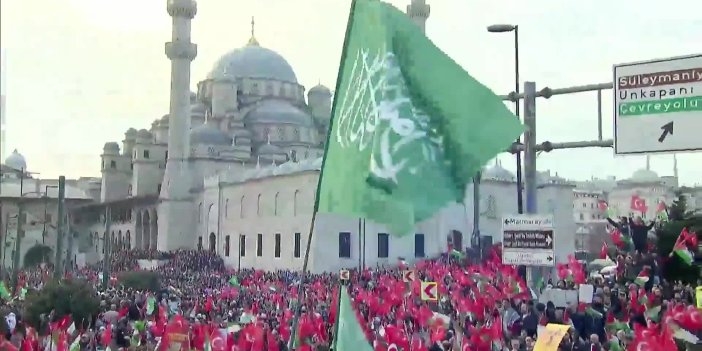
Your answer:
[0,215,700,351]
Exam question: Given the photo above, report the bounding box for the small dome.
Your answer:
[207,45,298,83]
[232,129,253,138]
[257,143,284,155]
[246,99,314,126]
[137,129,152,139]
[190,123,233,146]
[160,114,170,123]
[4,149,27,171]
[308,84,331,96]
[482,160,515,181]
[125,128,137,139]
[103,142,120,154]
[631,169,659,182]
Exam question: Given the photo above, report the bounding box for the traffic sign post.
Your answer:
[402,270,416,283]
[501,215,555,267]
[420,281,438,301]
[339,269,350,281]
[613,54,702,155]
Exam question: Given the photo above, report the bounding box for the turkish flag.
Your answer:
[630,195,647,213]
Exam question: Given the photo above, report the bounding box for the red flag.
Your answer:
[630,195,647,213]
[600,242,609,260]
[102,323,112,347]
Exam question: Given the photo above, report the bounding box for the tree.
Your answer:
[118,271,160,292]
[22,279,100,333]
[656,192,702,283]
[23,244,53,268]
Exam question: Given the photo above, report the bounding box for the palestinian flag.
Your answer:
[656,201,669,221]
[671,227,695,265]
[605,312,631,333]
[450,249,465,260]
[228,276,240,287]
[634,267,650,287]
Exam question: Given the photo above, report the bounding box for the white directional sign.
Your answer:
[614,54,702,155]
[501,215,555,267]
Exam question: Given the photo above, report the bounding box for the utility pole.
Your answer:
[12,168,25,287]
[102,206,111,289]
[522,82,539,286]
[65,211,73,274]
[471,172,482,260]
[53,176,65,280]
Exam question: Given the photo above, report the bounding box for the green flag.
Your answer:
[317,0,524,236]
[333,286,374,351]
[146,295,157,315]
[228,276,239,287]
[0,282,12,301]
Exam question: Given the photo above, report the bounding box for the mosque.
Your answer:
[2,0,584,274]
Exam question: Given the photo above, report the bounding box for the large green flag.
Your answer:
[317,0,524,236]
[333,286,373,351]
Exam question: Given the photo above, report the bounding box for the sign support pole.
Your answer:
[523,82,541,288]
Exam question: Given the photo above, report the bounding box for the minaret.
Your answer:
[406,0,430,34]
[673,154,678,179]
[159,0,198,250]
[645,155,651,170]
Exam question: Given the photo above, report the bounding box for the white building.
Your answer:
[0,151,95,269]
[25,0,575,273]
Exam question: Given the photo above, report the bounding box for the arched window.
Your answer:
[198,202,203,223]
[257,194,262,216]
[225,199,229,218]
[293,190,300,216]
[240,195,245,218]
[274,192,280,216]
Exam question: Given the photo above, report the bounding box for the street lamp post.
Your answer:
[103,206,111,289]
[487,24,523,214]
[42,185,58,245]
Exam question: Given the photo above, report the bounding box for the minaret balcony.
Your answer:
[165,42,197,61]
[167,0,197,19]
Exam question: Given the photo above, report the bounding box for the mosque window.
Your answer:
[225,199,229,218]
[293,128,300,141]
[240,235,246,257]
[277,128,284,140]
[338,232,351,258]
[143,150,150,159]
[377,233,389,258]
[198,202,203,223]
[257,194,262,216]
[294,232,301,258]
[251,83,259,95]
[256,233,263,256]
[197,237,203,251]
[240,196,245,218]
[266,83,274,95]
[293,190,300,216]
[274,233,281,258]
[274,193,280,216]
[415,233,425,258]
[110,160,116,169]
[225,235,230,257]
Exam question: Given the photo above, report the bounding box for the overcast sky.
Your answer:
[1,0,701,185]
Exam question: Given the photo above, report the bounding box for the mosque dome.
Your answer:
[246,100,314,126]
[125,128,137,139]
[482,160,515,181]
[4,149,27,171]
[207,45,298,83]
[160,114,170,123]
[137,129,152,139]
[631,168,659,182]
[308,84,331,96]
[190,123,233,146]
[102,142,120,154]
